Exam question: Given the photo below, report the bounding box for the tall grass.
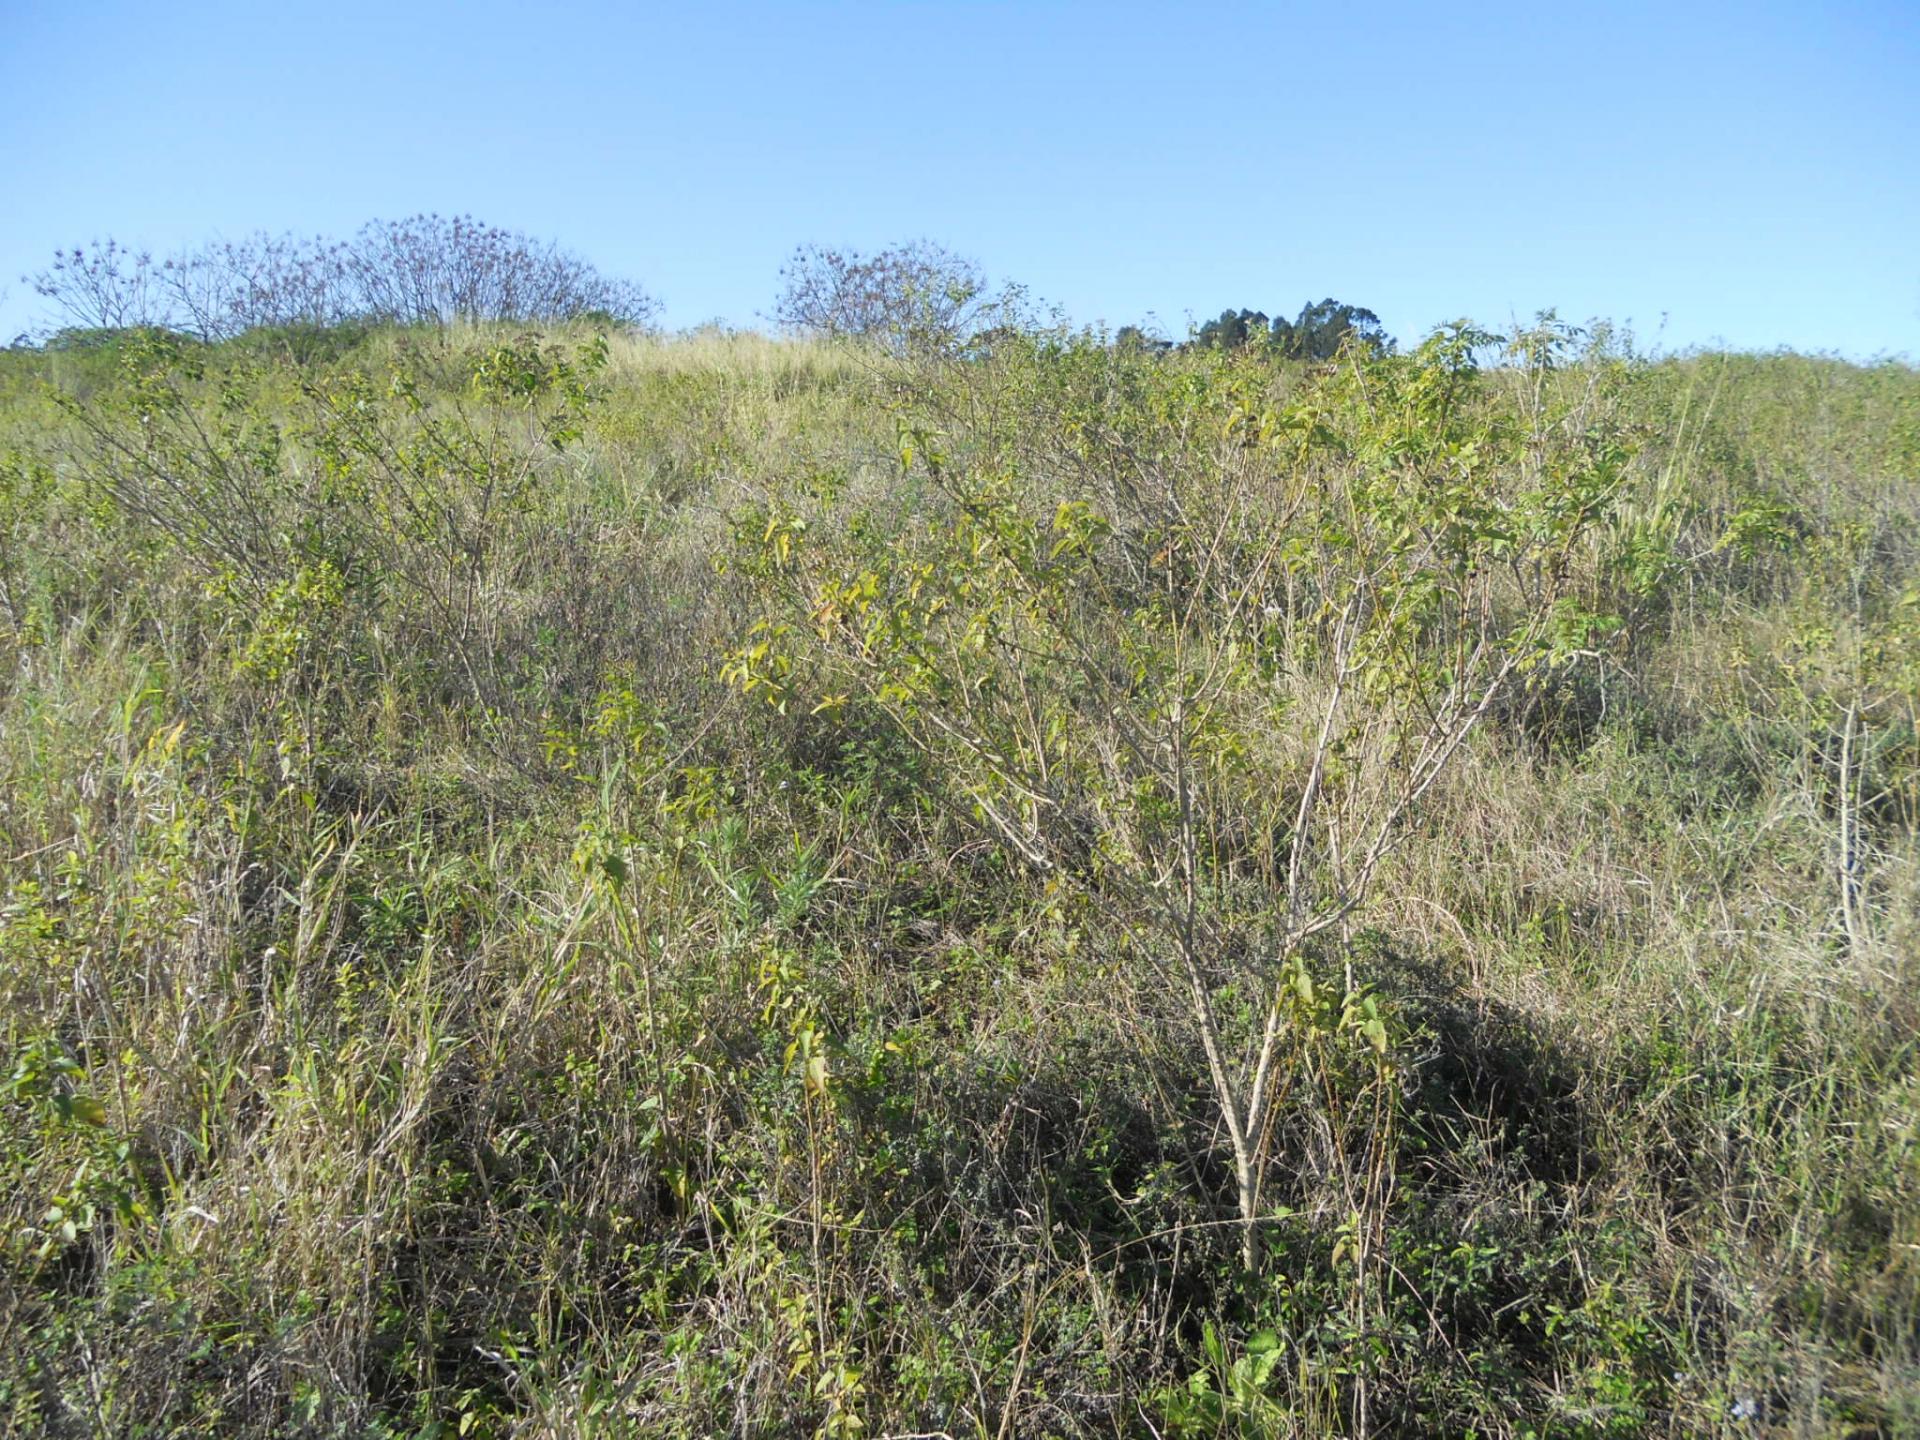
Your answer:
[0,322,1914,1438]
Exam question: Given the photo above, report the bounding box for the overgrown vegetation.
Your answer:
[0,291,1914,1438]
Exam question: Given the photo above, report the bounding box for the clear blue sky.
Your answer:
[3,0,1916,356]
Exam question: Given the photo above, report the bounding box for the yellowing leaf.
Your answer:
[804,1052,830,1096]
[68,1094,109,1127]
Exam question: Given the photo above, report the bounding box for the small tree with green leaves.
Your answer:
[730,319,1633,1278]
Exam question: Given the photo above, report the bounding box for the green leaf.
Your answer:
[68,1094,109,1127]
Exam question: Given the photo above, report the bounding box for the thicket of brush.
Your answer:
[0,317,1914,1439]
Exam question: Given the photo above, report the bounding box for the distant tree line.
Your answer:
[774,240,1393,360]
[23,215,659,344]
[1120,300,1392,359]
[1197,299,1391,357]
[24,222,1391,363]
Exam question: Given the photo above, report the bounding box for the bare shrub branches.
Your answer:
[26,215,659,342]
[772,239,993,355]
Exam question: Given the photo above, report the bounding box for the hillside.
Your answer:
[1,321,1915,1438]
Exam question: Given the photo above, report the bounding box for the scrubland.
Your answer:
[0,319,1915,1438]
